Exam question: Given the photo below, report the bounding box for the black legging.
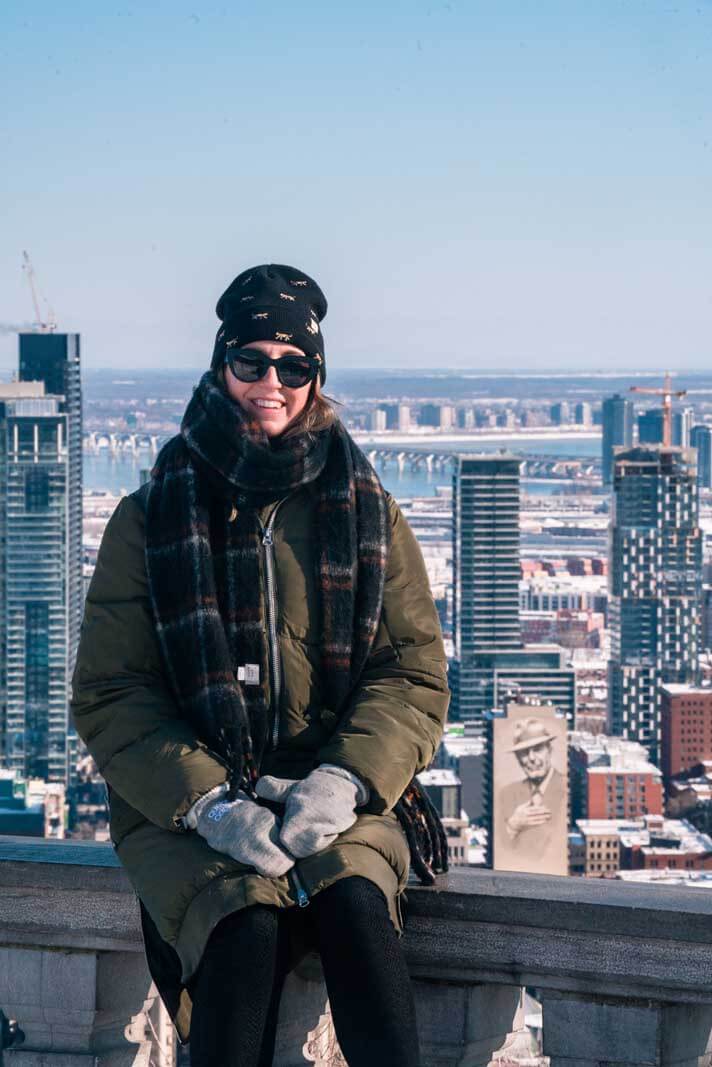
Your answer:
[187,876,420,1067]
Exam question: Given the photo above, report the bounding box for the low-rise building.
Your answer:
[418,769,471,867]
[576,815,712,876]
[575,820,621,876]
[661,683,712,779]
[433,727,486,823]
[0,769,65,838]
[569,731,663,822]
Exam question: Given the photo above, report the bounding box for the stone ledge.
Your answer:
[2,839,712,1002]
[3,839,712,1065]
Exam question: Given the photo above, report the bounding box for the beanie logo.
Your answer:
[290,279,308,287]
[275,331,293,342]
[279,292,296,302]
[252,312,269,320]
[306,318,319,335]
[240,295,254,302]
[226,338,240,348]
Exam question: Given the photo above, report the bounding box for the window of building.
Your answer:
[24,467,50,511]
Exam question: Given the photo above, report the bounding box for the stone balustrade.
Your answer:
[1,836,712,1066]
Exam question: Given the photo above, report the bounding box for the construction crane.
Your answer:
[629,371,686,447]
[21,251,57,332]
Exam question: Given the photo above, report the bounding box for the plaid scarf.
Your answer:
[144,370,447,883]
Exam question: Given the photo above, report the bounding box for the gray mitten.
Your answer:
[184,783,295,878]
[255,765,369,858]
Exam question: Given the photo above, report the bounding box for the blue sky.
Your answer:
[2,1,711,372]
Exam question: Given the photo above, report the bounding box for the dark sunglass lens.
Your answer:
[279,359,313,388]
[232,352,265,382]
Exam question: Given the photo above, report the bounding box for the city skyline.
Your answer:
[2,2,712,373]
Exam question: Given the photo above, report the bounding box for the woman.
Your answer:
[70,263,450,1066]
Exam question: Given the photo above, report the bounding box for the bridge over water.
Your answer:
[364,447,600,479]
[82,431,601,480]
[83,430,163,454]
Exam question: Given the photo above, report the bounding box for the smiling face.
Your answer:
[223,340,314,438]
[516,741,553,783]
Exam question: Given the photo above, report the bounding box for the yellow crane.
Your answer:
[21,251,57,332]
[630,371,686,448]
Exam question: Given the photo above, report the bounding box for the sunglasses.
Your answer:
[224,347,320,389]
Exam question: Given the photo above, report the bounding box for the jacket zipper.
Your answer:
[256,501,284,750]
[290,867,310,907]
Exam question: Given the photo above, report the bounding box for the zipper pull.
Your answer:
[294,883,309,909]
[290,869,310,907]
[262,527,273,547]
[296,884,309,908]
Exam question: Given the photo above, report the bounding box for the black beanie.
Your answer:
[211,264,328,384]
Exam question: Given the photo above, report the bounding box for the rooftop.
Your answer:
[417,768,461,788]
[577,817,712,855]
[660,682,712,696]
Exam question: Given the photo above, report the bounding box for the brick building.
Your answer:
[569,732,663,821]
[660,684,712,780]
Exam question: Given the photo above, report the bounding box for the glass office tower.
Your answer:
[637,408,692,449]
[19,333,83,678]
[601,394,634,487]
[453,455,522,655]
[451,455,576,726]
[691,425,712,490]
[0,387,70,781]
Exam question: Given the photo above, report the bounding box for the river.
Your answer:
[84,435,602,500]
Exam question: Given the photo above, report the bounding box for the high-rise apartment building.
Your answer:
[0,383,71,781]
[575,401,592,427]
[691,425,712,489]
[0,332,83,786]
[608,446,702,764]
[637,408,692,449]
[601,394,634,486]
[369,408,387,432]
[453,455,521,656]
[457,407,475,430]
[451,455,575,725]
[19,333,83,680]
[419,403,440,428]
[549,401,570,425]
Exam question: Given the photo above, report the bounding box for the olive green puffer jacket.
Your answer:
[70,478,449,1042]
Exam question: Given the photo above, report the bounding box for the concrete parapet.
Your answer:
[2,839,712,1065]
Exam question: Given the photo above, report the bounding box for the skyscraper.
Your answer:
[453,455,521,655]
[574,401,592,427]
[691,424,712,489]
[549,401,570,425]
[0,383,71,781]
[0,332,84,785]
[19,333,83,680]
[637,408,692,449]
[608,446,702,764]
[601,394,634,486]
[451,455,575,725]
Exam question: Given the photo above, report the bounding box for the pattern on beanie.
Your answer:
[210,263,328,383]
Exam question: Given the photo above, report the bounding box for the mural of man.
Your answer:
[494,716,567,875]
